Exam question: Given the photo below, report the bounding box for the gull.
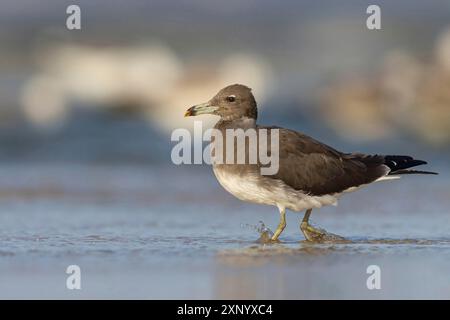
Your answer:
[185,84,437,242]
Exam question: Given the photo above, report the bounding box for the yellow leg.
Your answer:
[271,206,286,241]
[302,208,312,224]
[300,209,325,241]
[300,209,347,243]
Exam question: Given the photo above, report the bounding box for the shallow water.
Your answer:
[0,163,449,299]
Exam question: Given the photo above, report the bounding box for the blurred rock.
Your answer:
[319,77,394,141]
[20,43,272,132]
[319,28,450,147]
[435,26,450,73]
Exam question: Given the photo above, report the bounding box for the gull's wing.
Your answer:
[260,127,389,196]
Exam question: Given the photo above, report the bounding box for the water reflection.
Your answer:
[214,238,450,299]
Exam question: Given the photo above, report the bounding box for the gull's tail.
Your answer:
[384,155,438,175]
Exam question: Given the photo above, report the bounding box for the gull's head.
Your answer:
[185,84,257,121]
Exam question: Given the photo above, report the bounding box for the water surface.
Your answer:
[0,163,449,299]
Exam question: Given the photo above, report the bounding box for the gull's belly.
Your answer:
[213,166,277,206]
[212,165,338,212]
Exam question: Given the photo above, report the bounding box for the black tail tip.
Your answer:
[390,169,438,175]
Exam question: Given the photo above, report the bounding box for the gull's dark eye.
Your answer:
[226,95,236,103]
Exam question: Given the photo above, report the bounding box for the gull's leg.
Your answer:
[300,209,325,241]
[271,206,286,241]
[300,209,347,243]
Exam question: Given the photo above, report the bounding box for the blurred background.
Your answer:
[0,0,449,299]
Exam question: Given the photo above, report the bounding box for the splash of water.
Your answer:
[241,221,274,243]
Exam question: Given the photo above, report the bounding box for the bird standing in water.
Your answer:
[185,84,437,242]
